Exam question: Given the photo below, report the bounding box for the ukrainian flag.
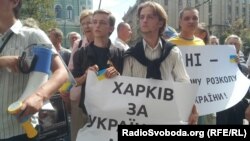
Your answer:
[59,81,73,94]
[229,55,237,63]
[97,69,107,81]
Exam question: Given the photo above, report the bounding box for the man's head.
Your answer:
[117,22,132,43]
[0,0,22,21]
[179,7,199,34]
[92,9,115,38]
[80,9,93,40]
[137,1,168,36]
[67,32,81,47]
[48,28,64,49]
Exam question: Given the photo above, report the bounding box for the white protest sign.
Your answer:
[76,71,198,141]
[179,45,250,115]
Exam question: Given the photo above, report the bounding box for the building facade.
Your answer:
[54,0,93,47]
[123,0,250,44]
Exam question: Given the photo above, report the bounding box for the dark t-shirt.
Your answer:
[59,47,71,65]
[92,45,110,70]
[71,40,124,113]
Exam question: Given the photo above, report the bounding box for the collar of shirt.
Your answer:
[116,37,127,45]
[1,20,22,43]
[142,38,163,51]
[115,37,129,50]
[11,20,23,35]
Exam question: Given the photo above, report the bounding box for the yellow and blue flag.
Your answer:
[59,81,73,94]
[229,55,237,63]
[97,69,107,81]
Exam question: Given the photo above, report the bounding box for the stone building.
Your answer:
[54,0,93,47]
[123,0,250,45]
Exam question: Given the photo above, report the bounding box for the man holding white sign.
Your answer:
[122,1,198,125]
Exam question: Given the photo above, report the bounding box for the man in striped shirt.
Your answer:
[0,0,68,140]
[122,1,198,124]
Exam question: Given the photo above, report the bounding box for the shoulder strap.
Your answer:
[0,32,14,54]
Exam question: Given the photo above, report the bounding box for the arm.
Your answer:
[19,54,68,118]
[68,40,81,71]
[171,47,198,124]
[171,47,190,82]
[72,48,87,86]
[188,105,199,125]
[245,104,250,121]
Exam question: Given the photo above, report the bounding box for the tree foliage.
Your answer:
[20,0,57,32]
[220,18,250,56]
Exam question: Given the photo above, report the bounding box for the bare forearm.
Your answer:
[35,55,68,100]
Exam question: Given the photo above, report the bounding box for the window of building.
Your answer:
[208,1,212,13]
[209,17,212,25]
[187,0,192,7]
[236,6,239,17]
[242,7,246,17]
[55,5,62,19]
[228,5,232,15]
[164,0,168,5]
[88,0,92,6]
[195,0,199,6]
[67,6,73,20]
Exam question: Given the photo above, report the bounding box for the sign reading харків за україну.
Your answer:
[76,45,250,141]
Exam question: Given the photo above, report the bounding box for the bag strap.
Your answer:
[0,32,14,54]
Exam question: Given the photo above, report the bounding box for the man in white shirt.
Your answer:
[122,1,198,124]
[0,0,68,140]
[114,22,132,51]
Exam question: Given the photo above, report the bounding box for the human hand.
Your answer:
[105,66,119,78]
[0,56,19,72]
[17,92,45,121]
[88,64,99,73]
[188,105,198,125]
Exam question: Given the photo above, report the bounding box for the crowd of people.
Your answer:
[0,0,250,141]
